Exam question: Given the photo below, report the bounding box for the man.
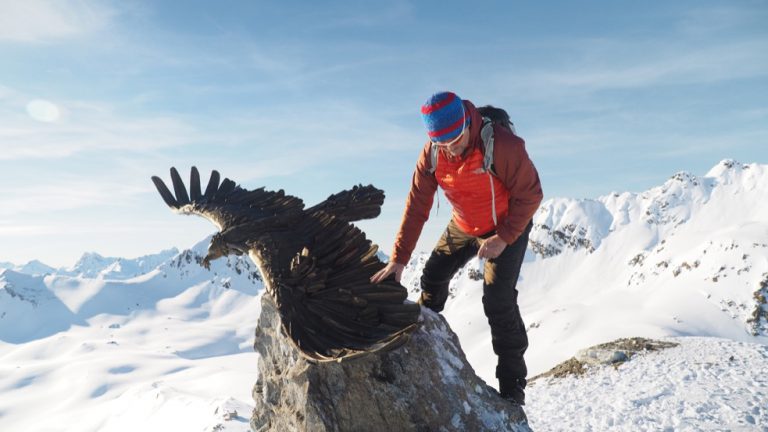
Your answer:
[371,91,542,405]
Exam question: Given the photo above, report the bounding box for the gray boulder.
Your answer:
[251,295,531,432]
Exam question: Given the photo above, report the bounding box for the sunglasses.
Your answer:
[431,126,466,148]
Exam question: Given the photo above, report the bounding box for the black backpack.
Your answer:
[426,105,516,175]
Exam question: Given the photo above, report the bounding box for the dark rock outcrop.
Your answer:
[251,295,531,432]
[531,337,680,381]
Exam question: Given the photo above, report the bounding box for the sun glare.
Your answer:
[26,99,61,123]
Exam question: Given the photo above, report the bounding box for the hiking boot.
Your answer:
[499,379,526,405]
[500,388,525,406]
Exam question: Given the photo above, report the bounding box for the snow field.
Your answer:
[526,337,768,432]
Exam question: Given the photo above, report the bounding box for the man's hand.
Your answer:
[370,262,405,283]
[478,234,507,259]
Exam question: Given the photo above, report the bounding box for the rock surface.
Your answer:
[575,337,679,366]
[531,337,680,380]
[251,295,531,432]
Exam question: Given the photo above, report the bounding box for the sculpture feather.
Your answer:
[151,167,420,362]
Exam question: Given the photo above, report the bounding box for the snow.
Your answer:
[0,238,260,432]
[0,259,55,276]
[526,337,768,431]
[1,160,767,431]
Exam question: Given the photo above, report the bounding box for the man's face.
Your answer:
[433,126,470,157]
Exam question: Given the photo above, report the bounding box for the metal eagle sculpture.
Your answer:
[151,167,420,362]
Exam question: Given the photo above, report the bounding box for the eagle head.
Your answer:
[202,232,247,269]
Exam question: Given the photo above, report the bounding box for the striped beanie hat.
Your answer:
[421,91,470,142]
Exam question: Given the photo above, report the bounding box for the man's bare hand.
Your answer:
[370,262,405,283]
[477,234,507,259]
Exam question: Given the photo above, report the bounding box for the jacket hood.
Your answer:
[462,99,484,157]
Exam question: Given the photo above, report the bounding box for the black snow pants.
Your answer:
[419,219,532,392]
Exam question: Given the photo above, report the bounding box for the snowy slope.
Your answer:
[526,337,767,431]
[1,160,767,431]
[401,160,768,383]
[0,238,262,432]
[399,160,768,430]
[58,248,181,280]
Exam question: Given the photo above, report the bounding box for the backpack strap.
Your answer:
[479,116,495,174]
[427,139,439,175]
[479,117,499,226]
[426,116,496,175]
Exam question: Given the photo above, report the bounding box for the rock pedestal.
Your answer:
[251,295,531,432]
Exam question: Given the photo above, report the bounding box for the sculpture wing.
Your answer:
[276,208,420,362]
[152,168,419,361]
[305,184,385,223]
[151,166,304,231]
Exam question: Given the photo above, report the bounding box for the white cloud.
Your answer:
[171,101,420,183]
[0,89,197,160]
[0,220,187,237]
[26,99,61,122]
[0,178,148,216]
[0,0,115,42]
[0,223,58,236]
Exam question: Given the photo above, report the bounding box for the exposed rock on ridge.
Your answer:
[251,295,530,432]
[530,337,680,381]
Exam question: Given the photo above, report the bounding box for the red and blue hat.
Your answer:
[421,91,470,142]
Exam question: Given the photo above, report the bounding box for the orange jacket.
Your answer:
[391,100,543,265]
[434,143,510,236]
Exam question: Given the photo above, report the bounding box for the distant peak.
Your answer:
[78,251,106,261]
[705,159,747,179]
[718,159,742,169]
[667,171,699,185]
[18,260,55,275]
[67,251,114,273]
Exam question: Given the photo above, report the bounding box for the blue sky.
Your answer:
[1,0,766,267]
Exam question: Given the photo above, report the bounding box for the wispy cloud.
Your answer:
[174,101,421,182]
[0,220,185,237]
[0,0,115,42]
[678,4,768,36]
[648,129,768,159]
[0,87,197,160]
[543,40,767,90]
[0,223,58,236]
[307,1,414,30]
[485,37,768,104]
[0,177,148,216]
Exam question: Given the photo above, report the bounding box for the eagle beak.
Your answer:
[203,250,223,269]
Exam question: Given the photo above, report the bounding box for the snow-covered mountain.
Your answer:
[400,160,768,378]
[58,247,182,279]
[0,259,56,276]
[0,237,262,431]
[1,159,766,431]
[1,248,183,280]
[528,159,767,260]
[401,159,768,429]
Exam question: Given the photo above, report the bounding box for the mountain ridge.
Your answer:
[1,159,766,431]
